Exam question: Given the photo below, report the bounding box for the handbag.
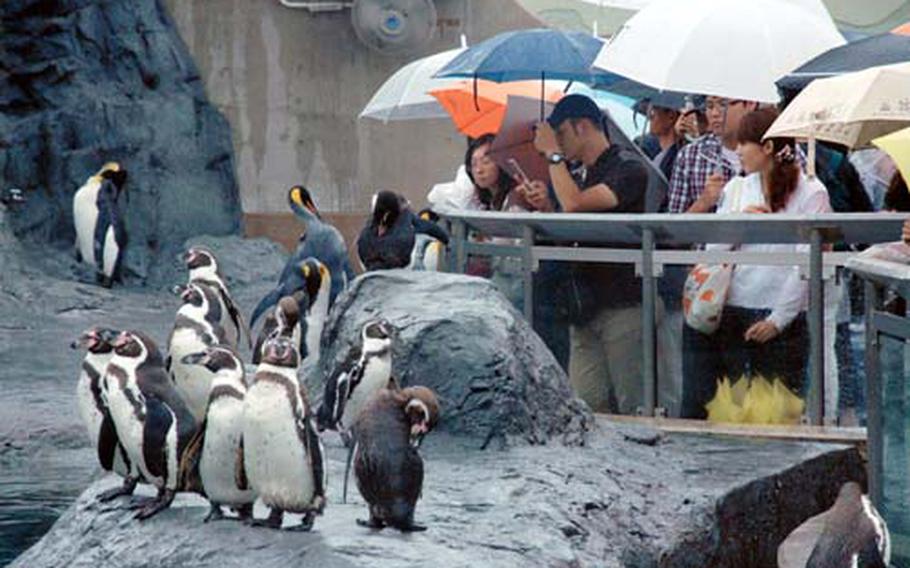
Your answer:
[682,177,746,334]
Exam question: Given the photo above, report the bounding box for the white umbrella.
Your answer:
[359,42,466,122]
[765,62,910,148]
[592,0,845,103]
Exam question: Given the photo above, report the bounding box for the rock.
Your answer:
[11,423,867,568]
[0,0,242,286]
[315,270,593,447]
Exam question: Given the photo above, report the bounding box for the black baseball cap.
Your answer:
[547,94,603,129]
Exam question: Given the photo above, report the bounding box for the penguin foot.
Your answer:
[203,504,224,523]
[285,512,315,533]
[356,517,385,530]
[134,489,175,521]
[250,508,283,529]
[97,478,138,503]
[234,503,254,522]
[125,495,157,510]
[396,523,427,533]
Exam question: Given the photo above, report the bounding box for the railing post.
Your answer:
[865,280,884,509]
[451,220,467,274]
[522,225,535,323]
[641,228,656,417]
[808,229,825,425]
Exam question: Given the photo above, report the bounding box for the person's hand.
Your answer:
[675,112,699,139]
[903,218,910,243]
[520,180,553,212]
[742,204,771,214]
[533,121,560,156]
[744,320,780,343]
[699,172,725,209]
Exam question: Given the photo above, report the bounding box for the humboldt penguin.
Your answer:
[352,385,440,532]
[285,185,354,303]
[252,294,303,365]
[803,482,890,568]
[178,346,255,522]
[242,336,326,530]
[73,162,128,287]
[104,331,197,520]
[250,257,330,363]
[71,326,142,501]
[357,191,449,272]
[408,208,445,271]
[167,282,228,421]
[184,247,249,350]
[316,319,396,434]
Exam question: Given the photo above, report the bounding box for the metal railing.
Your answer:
[439,210,907,425]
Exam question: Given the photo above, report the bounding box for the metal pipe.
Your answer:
[453,220,467,274]
[641,228,656,416]
[808,229,824,425]
[864,280,883,508]
[278,0,352,12]
[522,225,535,323]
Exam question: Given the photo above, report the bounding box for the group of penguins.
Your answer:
[69,181,452,533]
[72,163,450,289]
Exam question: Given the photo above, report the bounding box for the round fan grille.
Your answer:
[351,0,437,55]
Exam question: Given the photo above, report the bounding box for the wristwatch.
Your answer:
[547,152,566,165]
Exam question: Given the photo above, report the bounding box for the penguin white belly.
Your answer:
[243,383,315,512]
[200,399,255,505]
[106,383,162,486]
[303,314,322,364]
[102,226,118,278]
[76,370,104,448]
[73,184,99,266]
[341,358,392,429]
[169,328,214,420]
[424,240,442,272]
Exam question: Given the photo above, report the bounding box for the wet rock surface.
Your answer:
[11,428,865,568]
[0,0,242,284]
[316,270,593,447]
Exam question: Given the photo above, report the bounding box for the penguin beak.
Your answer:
[70,332,93,350]
[111,333,130,349]
[171,284,186,296]
[410,422,429,449]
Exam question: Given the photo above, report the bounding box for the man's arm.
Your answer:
[548,161,618,213]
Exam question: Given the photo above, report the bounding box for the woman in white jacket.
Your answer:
[681,107,832,419]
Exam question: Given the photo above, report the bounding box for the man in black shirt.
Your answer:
[520,94,659,414]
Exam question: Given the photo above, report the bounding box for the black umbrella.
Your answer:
[777,32,910,103]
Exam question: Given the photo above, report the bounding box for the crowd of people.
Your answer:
[429,90,910,424]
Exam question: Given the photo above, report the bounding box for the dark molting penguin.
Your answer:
[184,247,250,350]
[251,257,330,364]
[352,386,440,532]
[252,294,303,365]
[285,185,354,304]
[357,191,449,272]
[317,319,396,434]
[408,209,445,272]
[243,336,326,530]
[71,326,142,501]
[805,482,890,568]
[179,346,255,522]
[104,331,197,520]
[73,162,128,287]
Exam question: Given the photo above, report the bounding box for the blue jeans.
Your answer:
[681,306,809,419]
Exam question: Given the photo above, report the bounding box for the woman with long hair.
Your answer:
[463,133,527,212]
[681,107,832,419]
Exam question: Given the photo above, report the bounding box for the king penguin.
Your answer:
[103,330,197,520]
[178,346,256,522]
[408,208,445,271]
[357,191,449,272]
[243,335,327,530]
[352,385,440,532]
[285,185,353,304]
[73,162,128,287]
[167,282,228,421]
[71,326,143,501]
[184,247,250,351]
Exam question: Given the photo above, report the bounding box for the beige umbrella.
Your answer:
[765,62,910,148]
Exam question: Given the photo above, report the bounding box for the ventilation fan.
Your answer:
[351,0,437,55]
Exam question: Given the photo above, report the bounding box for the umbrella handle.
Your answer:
[540,71,545,122]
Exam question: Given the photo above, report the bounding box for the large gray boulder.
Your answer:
[314,270,593,447]
[11,425,866,568]
[0,0,241,285]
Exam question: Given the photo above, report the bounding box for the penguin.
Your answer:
[0,187,25,208]
[803,482,890,568]
[285,185,354,304]
[407,208,445,272]
[178,346,255,522]
[70,326,142,501]
[73,162,128,287]
[184,247,250,350]
[351,385,440,532]
[316,319,396,434]
[103,330,197,520]
[252,293,304,365]
[167,282,228,421]
[357,191,449,272]
[242,336,327,531]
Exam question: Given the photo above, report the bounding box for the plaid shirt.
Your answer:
[667,134,739,213]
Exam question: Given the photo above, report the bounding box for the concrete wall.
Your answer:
[162,0,539,216]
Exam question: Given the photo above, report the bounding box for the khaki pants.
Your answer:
[569,301,666,415]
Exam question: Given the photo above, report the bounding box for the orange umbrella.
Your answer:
[894,22,910,35]
[429,79,564,138]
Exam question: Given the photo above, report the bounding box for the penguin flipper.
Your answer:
[219,287,252,349]
[97,412,120,471]
[235,436,249,491]
[250,287,283,330]
[142,397,175,481]
[304,416,327,511]
[178,420,206,494]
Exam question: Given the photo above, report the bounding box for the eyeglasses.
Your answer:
[705,99,744,112]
